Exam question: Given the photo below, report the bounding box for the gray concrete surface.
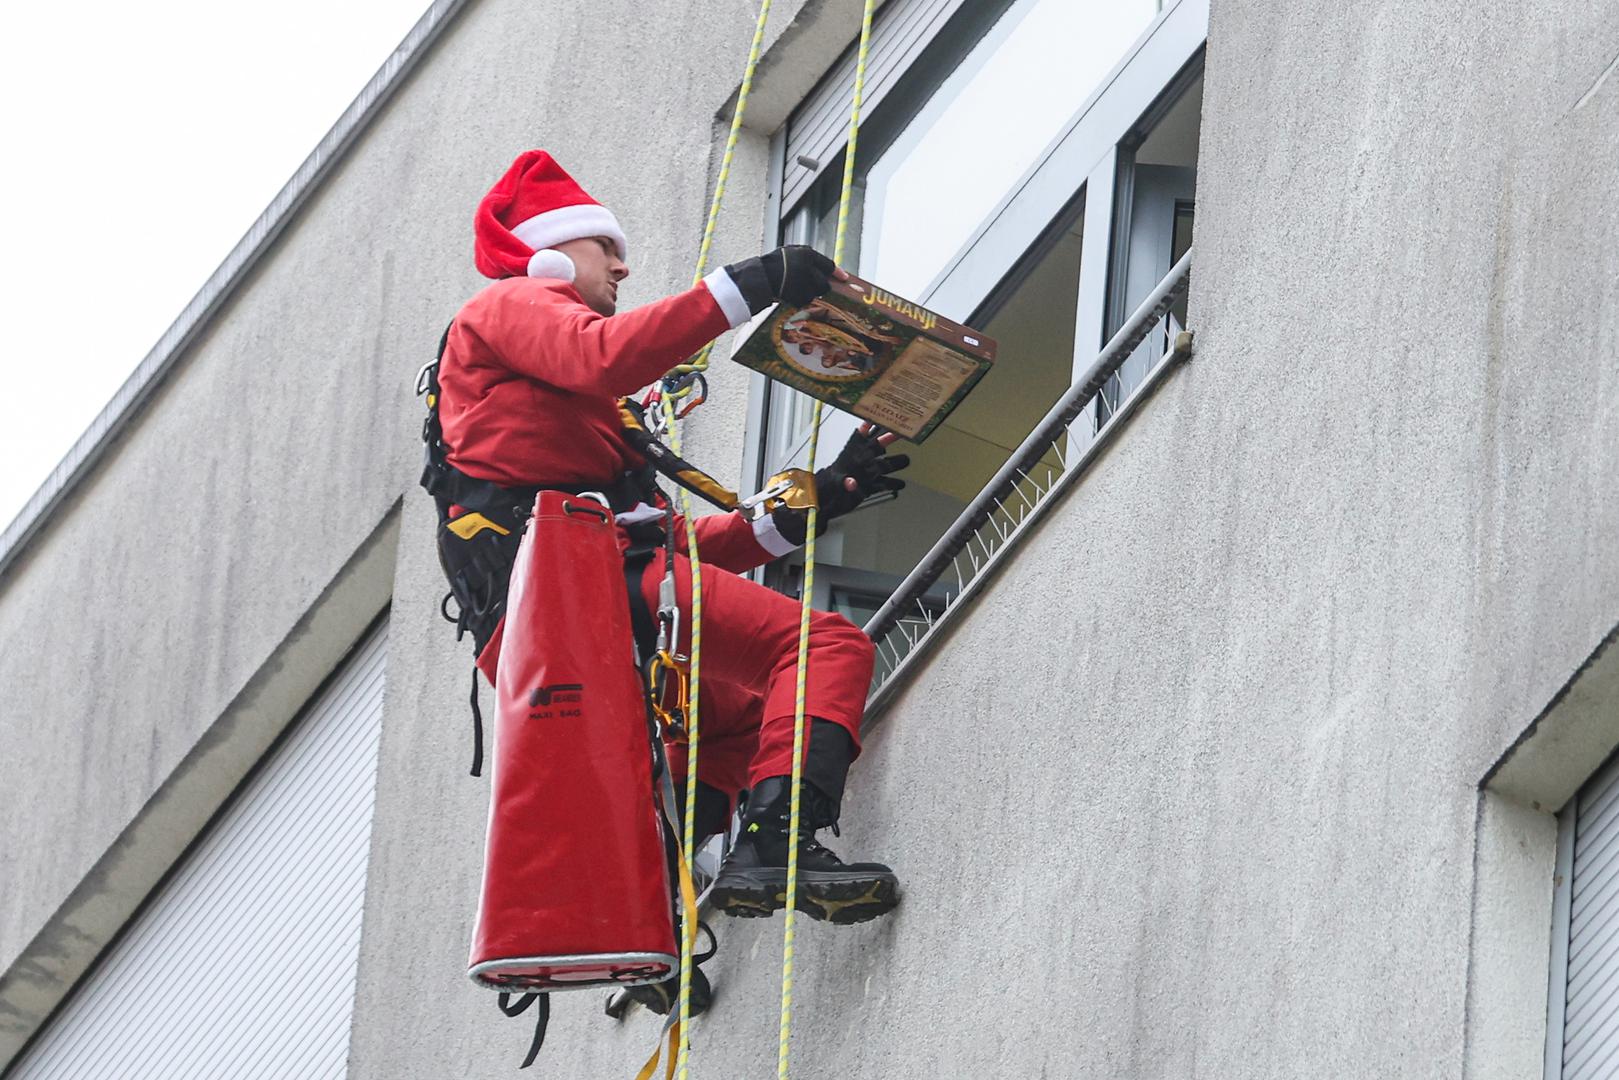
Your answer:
[6,0,1619,1074]
[1487,622,1619,813]
[1465,791,1560,1080]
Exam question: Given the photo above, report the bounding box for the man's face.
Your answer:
[553,236,629,316]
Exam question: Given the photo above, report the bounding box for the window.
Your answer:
[762,198,1085,631]
[9,624,389,1079]
[766,0,1167,472]
[1547,751,1619,1080]
[1099,66,1202,425]
[749,0,1208,670]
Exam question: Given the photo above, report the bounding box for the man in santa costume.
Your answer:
[432,151,906,953]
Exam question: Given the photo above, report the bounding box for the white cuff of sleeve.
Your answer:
[703,267,754,329]
[751,512,800,558]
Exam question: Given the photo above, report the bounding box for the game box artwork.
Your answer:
[731,273,997,442]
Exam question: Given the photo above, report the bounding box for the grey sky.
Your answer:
[0,1,429,532]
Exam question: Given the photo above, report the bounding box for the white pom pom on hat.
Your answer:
[526,249,577,282]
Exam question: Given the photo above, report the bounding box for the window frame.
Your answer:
[1545,749,1619,1080]
[741,0,1210,591]
[1548,799,1576,1080]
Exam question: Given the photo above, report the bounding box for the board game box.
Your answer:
[730,273,997,443]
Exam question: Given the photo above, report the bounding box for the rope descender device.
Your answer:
[739,469,819,514]
[646,650,690,744]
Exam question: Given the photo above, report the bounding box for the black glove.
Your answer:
[771,428,910,545]
[723,245,840,316]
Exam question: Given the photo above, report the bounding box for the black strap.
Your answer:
[496,992,550,1069]
[622,545,660,667]
[693,920,718,966]
[616,398,741,514]
[469,666,485,777]
[433,461,662,523]
[418,322,543,521]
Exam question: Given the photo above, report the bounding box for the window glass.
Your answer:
[860,0,1160,298]
[764,198,1084,637]
[758,0,1202,638]
[764,0,1161,479]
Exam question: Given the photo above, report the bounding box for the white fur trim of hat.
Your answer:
[511,203,628,262]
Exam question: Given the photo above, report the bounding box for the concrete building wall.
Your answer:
[5,0,1619,1074]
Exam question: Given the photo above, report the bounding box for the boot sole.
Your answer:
[710,870,899,925]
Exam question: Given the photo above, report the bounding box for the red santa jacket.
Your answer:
[438,274,795,572]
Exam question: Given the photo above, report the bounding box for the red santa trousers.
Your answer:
[638,548,874,798]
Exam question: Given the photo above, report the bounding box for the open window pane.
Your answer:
[764,196,1085,678]
[765,0,1171,477]
[1098,67,1201,423]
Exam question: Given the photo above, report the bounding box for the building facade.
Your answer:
[3,0,1618,1075]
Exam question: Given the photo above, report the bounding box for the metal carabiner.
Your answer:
[662,370,705,398]
[673,374,709,418]
[643,393,672,438]
[655,569,681,656]
[646,650,690,742]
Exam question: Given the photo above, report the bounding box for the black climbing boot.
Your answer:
[709,776,899,925]
[623,966,713,1018]
[620,917,717,1019]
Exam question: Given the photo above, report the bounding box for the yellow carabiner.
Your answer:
[647,651,691,743]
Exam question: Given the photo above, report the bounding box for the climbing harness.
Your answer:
[419,346,811,780]
[420,341,663,779]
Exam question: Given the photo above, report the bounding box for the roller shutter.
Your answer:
[1558,753,1619,1080]
[10,621,389,1079]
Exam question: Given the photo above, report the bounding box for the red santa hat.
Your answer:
[474,150,628,282]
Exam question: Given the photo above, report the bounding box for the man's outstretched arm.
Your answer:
[458,273,746,396]
[461,246,842,397]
